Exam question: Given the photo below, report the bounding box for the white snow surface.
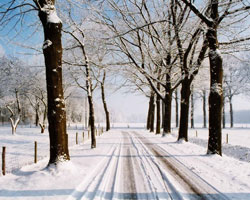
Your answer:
[43,40,52,50]
[41,4,61,24]
[0,126,249,199]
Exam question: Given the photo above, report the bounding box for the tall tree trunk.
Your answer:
[207,3,223,155]
[229,97,233,128]
[190,85,194,129]
[85,65,96,148]
[150,94,155,132]
[156,81,161,134]
[161,100,165,128]
[156,93,161,134]
[178,79,191,141]
[163,91,172,135]
[147,93,154,130]
[175,89,179,128]
[222,96,226,129]
[101,71,110,131]
[85,97,88,129]
[163,74,172,136]
[202,90,207,128]
[38,1,70,164]
[35,103,39,127]
[88,93,96,148]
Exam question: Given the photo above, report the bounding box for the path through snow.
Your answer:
[0,129,250,199]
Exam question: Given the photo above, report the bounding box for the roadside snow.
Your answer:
[0,126,249,199]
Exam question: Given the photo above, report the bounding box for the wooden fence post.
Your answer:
[226,134,229,144]
[34,141,37,163]
[2,147,6,176]
[196,130,198,137]
[82,132,84,142]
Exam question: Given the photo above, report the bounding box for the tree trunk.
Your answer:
[222,96,226,129]
[178,79,191,141]
[40,124,45,133]
[175,89,179,128]
[101,72,110,131]
[156,93,161,134]
[190,86,194,129]
[202,90,207,128]
[161,100,165,128]
[88,94,96,148]
[162,73,172,136]
[38,2,70,164]
[35,104,39,127]
[207,11,223,155]
[150,95,155,133]
[163,91,172,135]
[147,93,154,130]
[229,97,233,128]
[85,61,96,148]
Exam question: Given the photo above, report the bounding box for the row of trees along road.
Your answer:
[0,0,250,166]
[91,0,250,156]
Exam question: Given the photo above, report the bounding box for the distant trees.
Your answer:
[0,0,250,161]
[223,55,248,128]
[0,56,32,134]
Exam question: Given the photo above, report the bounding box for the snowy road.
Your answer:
[68,131,228,200]
[1,128,249,200]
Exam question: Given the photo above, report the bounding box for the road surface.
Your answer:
[68,130,228,200]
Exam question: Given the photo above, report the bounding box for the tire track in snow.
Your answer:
[67,138,122,200]
[120,132,170,199]
[132,131,229,200]
[125,131,183,200]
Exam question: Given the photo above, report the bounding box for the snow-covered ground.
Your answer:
[0,125,250,199]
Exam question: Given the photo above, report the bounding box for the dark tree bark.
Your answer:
[190,85,194,129]
[163,89,172,135]
[88,93,96,148]
[85,65,96,148]
[161,100,165,128]
[101,71,110,131]
[156,84,161,134]
[35,102,39,127]
[171,0,208,141]
[147,92,154,130]
[150,94,155,133]
[38,0,70,164]
[175,89,179,128]
[222,95,226,129]
[181,0,225,157]
[178,79,191,141]
[207,33,223,155]
[202,90,207,128]
[229,97,233,128]
[162,73,172,135]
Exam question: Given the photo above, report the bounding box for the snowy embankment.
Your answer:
[0,126,249,199]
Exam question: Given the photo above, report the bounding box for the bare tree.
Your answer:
[100,70,110,131]
[223,56,246,128]
[181,0,250,155]
[6,89,21,135]
[0,0,70,164]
